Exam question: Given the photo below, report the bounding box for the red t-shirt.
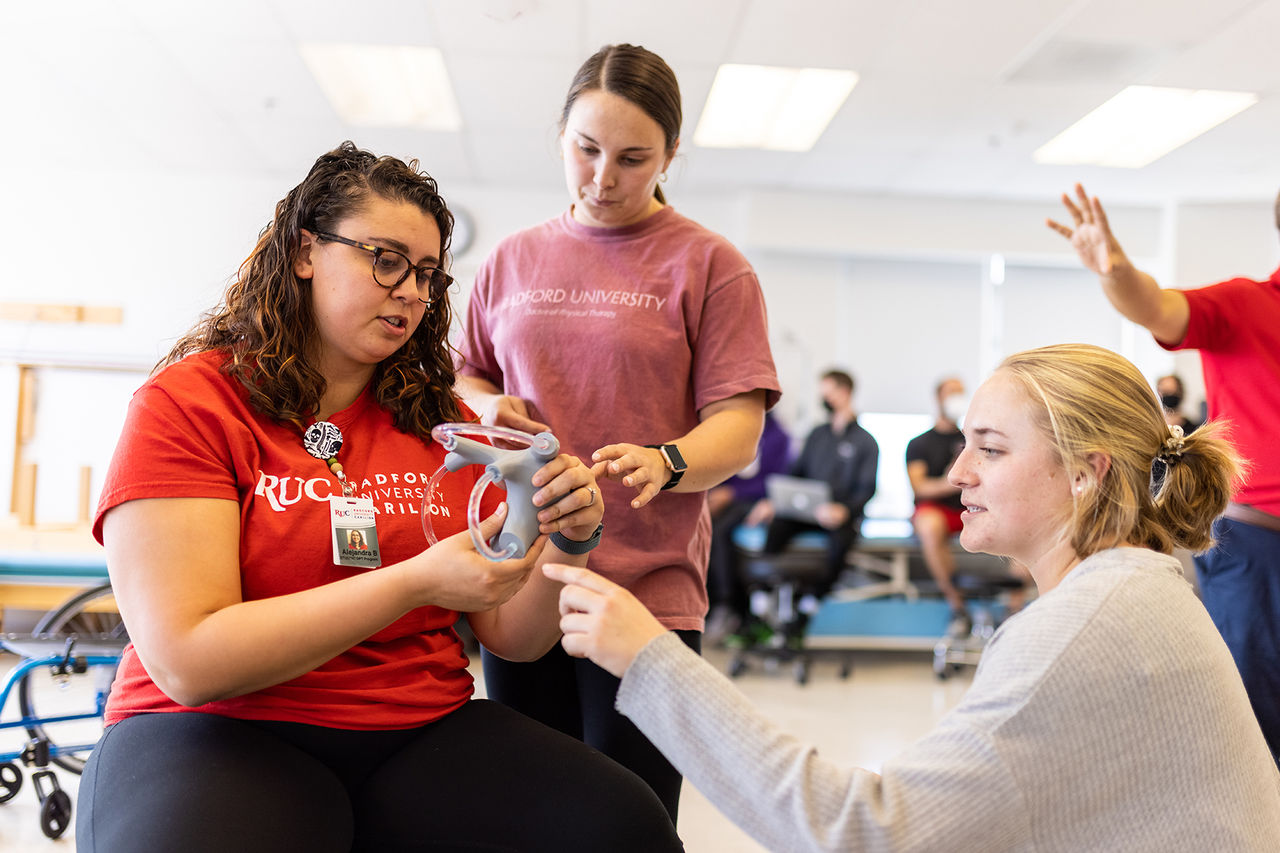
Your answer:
[93,351,497,730]
[458,206,780,630]
[1164,265,1280,516]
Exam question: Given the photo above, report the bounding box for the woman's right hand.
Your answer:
[1045,183,1129,277]
[482,394,551,436]
[405,503,547,613]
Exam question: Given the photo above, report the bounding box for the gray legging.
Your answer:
[76,700,682,852]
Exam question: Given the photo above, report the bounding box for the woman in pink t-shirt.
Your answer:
[457,44,781,822]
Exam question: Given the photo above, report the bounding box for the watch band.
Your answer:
[550,523,603,555]
[646,444,687,491]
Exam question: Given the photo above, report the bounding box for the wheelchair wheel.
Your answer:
[18,582,126,774]
[40,788,73,839]
[0,762,22,803]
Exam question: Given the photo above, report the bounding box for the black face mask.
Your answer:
[1161,392,1182,411]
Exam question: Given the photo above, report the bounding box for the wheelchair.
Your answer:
[1,582,126,839]
[725,528,854,685]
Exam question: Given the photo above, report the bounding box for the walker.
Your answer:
[1,582,126,839]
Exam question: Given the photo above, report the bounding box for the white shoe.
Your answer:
[704,606,741,645]
[946,611,972,639]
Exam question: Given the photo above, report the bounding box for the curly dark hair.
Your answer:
[161,141,463,436]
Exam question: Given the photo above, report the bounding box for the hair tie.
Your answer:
[1157,423,1186,465]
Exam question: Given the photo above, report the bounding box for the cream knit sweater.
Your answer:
[618,548,1280,851]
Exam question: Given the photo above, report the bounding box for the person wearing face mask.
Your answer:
[746,369,880,626]
[1156,373,1201,434]
[905,377,973,635]
[455,44,780,822]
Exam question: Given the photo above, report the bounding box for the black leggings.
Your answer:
[76,700,682,852]
[481,630,701,824]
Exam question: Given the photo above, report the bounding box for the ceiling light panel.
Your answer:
[693,64,858,152]
[300,43,462,130]
[1033,85,1258,168]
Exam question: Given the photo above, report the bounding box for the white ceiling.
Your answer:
[5,0,1279,205]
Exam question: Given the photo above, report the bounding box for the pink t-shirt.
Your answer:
[459,206,780,629]
[1163,265,1280,516]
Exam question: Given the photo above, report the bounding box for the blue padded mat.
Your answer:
[808,596,953,637]
[0,550,109,580]
[732,524,830,551]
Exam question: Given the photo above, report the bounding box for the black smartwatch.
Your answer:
[646,444,687,491]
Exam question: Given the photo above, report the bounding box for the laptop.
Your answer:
[765,474,832,524]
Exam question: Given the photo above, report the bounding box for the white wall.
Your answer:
[3,167,1277,525]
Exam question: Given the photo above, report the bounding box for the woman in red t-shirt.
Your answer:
[79,142,681,853]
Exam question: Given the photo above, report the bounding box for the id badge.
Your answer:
[330,496,381,569]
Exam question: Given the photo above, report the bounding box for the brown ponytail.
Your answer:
[559,44,682,203]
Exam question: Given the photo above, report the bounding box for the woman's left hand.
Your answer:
[591,443,669,509]
[542,563,667,678]
[532,454,604,540]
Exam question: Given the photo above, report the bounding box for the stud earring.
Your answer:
[658,172,668,183]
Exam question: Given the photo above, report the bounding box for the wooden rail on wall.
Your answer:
[11,365,36,525]
[3,298,133,527]
[0,303,124,325]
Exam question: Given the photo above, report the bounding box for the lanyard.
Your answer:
[303,421,353,497]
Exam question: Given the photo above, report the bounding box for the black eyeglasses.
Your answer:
[314,231,454,304]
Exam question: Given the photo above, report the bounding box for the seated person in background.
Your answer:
[78,143,681,853]
[705,410,791,643]
[1156,373,1202,434]
[906,377,971,636]
[546,343,1280,852]
[747,369,879,613]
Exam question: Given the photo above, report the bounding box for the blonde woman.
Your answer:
[547,344,1280,851]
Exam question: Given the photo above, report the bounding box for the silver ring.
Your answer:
[586,487,597,506]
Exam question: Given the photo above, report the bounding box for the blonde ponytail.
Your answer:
[999,344,1242,559]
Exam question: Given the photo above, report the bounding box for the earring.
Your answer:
[1075,484,1084,494]
[658,172,668,183]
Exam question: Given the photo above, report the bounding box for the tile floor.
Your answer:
[0,645,973,851]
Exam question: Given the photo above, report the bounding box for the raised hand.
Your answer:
[1046,183,1129,276]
